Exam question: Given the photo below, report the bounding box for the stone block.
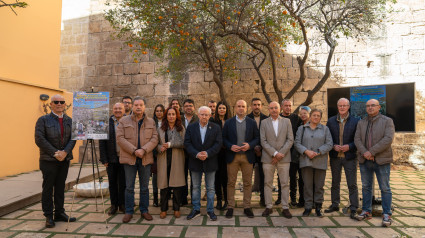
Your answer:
[96,65,112,76]
[334,52,352,66]
[98,76,117,86]
[188,71,204,83]
[101,20,114,32]
[131,74,147,85]
[117,75,131,85]
[140,62,155,74]
[276,68,288,80]
[240,69,259,81]
[303,78,319,91]
[113,86,138,98]
[154,84,170,96]
[71,66,82,77]
[287,68,299,80]
[61,55,79,66]
[147,74,166,84]
[346,39,367,53]
[83,66,95,77]
[137,84,155,97]
[124,63,140,75]
[87,53,106,66]
[294,92,308,105]
[117,51,134,64]
[75,34,88,44]
[105,52,120,64]
[188,82,210,95]
[400,63,419,76]
[89,21,102,33]
[205,71,214,82]
[408,49,425,64]
[402,35,424,50]
[59,68,70,79]
[103,41,122,52]
[112,64,123,75]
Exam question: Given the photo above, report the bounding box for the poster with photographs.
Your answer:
[72,92,109,140]
[350,85,386,120]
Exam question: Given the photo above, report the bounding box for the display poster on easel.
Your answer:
[71,91,110,140]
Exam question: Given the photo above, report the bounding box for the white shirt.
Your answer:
[271,117,279,157]
[199,123,208,144]
[236,115,246,123]
[52,111,64,118]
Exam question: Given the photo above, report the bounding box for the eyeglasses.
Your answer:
[123,102,132,104]
[337,105,349,108]
[53,101,65,104]
[366,104,378,108]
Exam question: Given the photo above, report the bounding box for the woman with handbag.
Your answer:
[157,107,186,219]
[295,108,333,217]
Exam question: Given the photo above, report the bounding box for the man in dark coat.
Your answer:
[222,100,260,218]
[99,103,126,215]
[247,98,268,207]
[326,98,359,219]
[35,94,77,228]
[184,106,222,221]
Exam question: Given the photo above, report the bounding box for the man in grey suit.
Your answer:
[260,101,294,218]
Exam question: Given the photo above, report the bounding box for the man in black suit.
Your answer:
[247,98,268,207]
[184,106,222,221]
[222,100,260,218]
[182,98,199,205]
[99,102,126,215]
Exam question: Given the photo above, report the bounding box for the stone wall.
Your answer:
[59,0,425,169]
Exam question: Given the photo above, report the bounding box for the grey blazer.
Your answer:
[294,122,333,170]
[260,116,294,164]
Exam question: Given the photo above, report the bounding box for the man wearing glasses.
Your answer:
[354,99,395,227]
[122,96,133,115]
[35,94,77,228]
[326,98,359,219]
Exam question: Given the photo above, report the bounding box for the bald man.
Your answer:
[35,94,77,228]
[99,103,126,215]
[222,100,260,218]
[354,99,395,227]
[260,102,294,218]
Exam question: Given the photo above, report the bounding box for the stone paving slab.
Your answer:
[0,169,425,237]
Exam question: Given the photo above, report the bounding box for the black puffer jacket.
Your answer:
[35,113,76,161]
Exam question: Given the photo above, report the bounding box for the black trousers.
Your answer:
[289,162,304,203]
[215,157,228,201]
[161,187,183,211]
[182,157,193,203]
[40,160,70,217]
[106,162,126,207]
[330,157,359,210]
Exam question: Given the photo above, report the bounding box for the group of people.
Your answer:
[35,94,395,229]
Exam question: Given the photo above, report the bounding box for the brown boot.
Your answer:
[262,208,273,217]
[160,211,167,219]
[122,213,133,223]
[282,209,293,219]
[142,212,153,221]
[174,211,181,218]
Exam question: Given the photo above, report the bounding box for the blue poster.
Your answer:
[350,85,386,119]
[72,92,110,140]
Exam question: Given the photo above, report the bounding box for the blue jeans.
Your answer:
[123,159,151,214]
[191,171,216,213]
[359,160,392,215]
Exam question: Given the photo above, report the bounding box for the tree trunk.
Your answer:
[265,44,283,103]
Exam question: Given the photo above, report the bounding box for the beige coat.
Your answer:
[116,114,158,166]
[354,114,395,165]
[156,127,186,189]
[260,116,294,164]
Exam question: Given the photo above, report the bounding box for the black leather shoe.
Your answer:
[45,216,55,228]
[54,213,76,222]
[221,201,228,211]
[225,208,234,218]
[244,208,254,218]
[324,205,339,213]
[350,210,357,219]
[315,203,324,218]
[108,205,118,215]
[302,208,312,217]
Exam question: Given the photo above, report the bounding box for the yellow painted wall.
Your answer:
[0,79,82,177]
[0,0,81,177]
[0,0,62,88]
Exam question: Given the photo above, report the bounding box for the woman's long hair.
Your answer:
[161,107,183,132]
[153,104,165,125]
[214,101,230,122]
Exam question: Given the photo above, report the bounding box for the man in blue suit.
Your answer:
[184,106,222,221]
[222,100,260,218]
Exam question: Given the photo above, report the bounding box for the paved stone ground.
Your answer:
[1,165,425,238]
